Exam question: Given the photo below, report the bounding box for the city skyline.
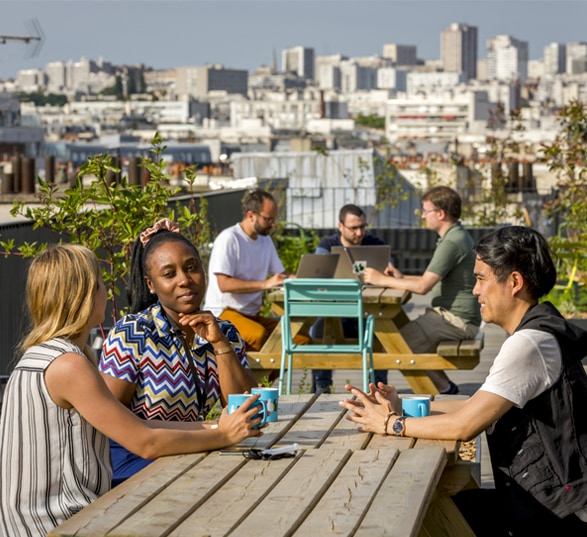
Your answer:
[1,0,586,80]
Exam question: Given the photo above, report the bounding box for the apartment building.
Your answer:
[385,90,492,142]
[566,42,587,74]
[441,23,478,81]
[382,44,418,66]
[176,65,248,99]
[282,46,315,81]
[486,35,529,83]
[543,43,566,76]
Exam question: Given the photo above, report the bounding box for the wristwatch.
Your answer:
[392,416,407,437]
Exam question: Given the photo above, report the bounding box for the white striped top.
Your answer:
[0,338,112,537]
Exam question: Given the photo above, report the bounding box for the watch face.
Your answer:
[392,418,404,435]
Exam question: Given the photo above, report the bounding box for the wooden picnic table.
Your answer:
[48,394,478,537]
[249,287,482,395]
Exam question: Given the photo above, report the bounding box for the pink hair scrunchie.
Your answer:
[139,218,180,247]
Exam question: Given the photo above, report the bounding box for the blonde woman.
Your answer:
[0,244,262,537]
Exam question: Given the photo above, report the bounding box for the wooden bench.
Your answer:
[249,331,485,394]
[437,330,485,360]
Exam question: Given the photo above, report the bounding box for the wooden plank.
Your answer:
[436,461,480,496]
[168,453,301,537]
[47,453,208,537]
[292,448,401,537]
[278,394,349,448]
[421,493,476,537]
[354,447,446,537]
[106,454,248,537]
[229,448,353,537]
[413,438,459,465]
[366,432,414,451]
[249,353,479,371]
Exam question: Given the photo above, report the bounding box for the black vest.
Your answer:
[487,302,587,521]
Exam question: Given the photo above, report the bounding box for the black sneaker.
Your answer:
[440,380,459,395]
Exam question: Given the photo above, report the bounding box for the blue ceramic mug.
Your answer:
[227,394,268,429]
[401,395,431,418]
[251,387,279,422]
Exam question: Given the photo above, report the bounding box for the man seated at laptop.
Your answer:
[311,203,399,394]
[361,186,481,394]
[204,189,310,363]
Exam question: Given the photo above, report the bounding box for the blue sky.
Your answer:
[1,0,585,79]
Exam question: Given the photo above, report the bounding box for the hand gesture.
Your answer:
[178,310,224,345]
[339,383,401,435]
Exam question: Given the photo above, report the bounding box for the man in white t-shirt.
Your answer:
[204,189,310,353]
[341,226,587,535]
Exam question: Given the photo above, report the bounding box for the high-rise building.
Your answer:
[543,43,566,75]
[566,42,587,74]
[282,46,315,81]
[486,35,529,83]
[382,44,418,66]
[441,23,478,81]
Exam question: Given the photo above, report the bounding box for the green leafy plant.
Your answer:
[541,100,587,311]
[2,133,209,324]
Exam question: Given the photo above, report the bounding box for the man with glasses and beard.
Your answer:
[311,204,400,394]
[205,189,310,355]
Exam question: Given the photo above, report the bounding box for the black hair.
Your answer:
[127,230,201,314]
[338,204,365,223]
[474,226,557,300]
[241,189,275,217]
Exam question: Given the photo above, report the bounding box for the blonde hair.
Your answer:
[21,243,101,356]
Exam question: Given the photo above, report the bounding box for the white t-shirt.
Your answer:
[204,223,284,316]
[480,328,562,408]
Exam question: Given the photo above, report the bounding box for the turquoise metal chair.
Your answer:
[279,278,375,395]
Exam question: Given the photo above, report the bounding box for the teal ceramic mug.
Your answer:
[227,394,268,429]
[251,387,279,422]
[401,395,431,418]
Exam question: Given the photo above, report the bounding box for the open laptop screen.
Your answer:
[331,245,391,279]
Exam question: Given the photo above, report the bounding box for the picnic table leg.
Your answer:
[371,318,440,395]
[421,494,476,537]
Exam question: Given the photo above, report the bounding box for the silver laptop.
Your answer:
[295,253,340,278]
[331,245,391,280]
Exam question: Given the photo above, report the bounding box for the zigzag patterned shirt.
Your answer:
[99,303,249,421]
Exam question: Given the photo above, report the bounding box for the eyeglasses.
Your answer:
[341,223,367,232]
[421,208,440,216]
[254,213,276,224]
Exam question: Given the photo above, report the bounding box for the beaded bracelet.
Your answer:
[214,346,233,355]
[383,410,398,436]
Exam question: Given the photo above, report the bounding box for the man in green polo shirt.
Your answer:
[363,185,481,394]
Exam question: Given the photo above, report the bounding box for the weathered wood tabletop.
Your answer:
[48,394,477,537]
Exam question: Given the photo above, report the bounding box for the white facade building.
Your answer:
[566,42,587,74]
[406,72,464,96]
[543,43,566,75]
[377,68,408,92]
[486,35,529,83]
[385,90,492,142]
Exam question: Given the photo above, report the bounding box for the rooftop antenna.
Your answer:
[0,18,45,58]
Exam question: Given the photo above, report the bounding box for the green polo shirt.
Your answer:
[426,222,481,326]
